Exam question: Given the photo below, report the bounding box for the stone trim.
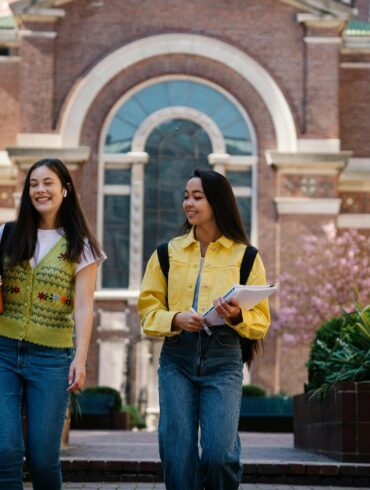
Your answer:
[339,158,370,191]
[340,62,370,69]
[100,74,258,157]
[59,34,297,151]
[337,214,370,229]
[6,146,90,168]
[132,106,225,153]
[304,36,341,44]
[266,150,351,174]
[274,197,341,215]
[297,139,340,152]
[19,30,57,38]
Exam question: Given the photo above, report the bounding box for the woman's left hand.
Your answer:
[213,297,243,325]
[67,357,86,392]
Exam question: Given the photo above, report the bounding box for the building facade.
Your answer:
[0,0,369,424]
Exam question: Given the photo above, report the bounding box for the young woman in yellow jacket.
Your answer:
[138,169,270,490]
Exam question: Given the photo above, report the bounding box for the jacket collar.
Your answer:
[182,227,233,249]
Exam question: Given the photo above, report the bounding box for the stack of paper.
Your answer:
[202,283,279,326]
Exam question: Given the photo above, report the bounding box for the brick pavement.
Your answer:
[51,431,370,487]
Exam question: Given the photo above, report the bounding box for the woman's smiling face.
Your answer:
[183,177,215,228]
[29,165,65,225]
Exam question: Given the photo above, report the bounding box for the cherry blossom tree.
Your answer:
[274,223,370,346]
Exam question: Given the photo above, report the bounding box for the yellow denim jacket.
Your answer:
[138,228,271,339]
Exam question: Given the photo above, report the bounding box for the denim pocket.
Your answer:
[164,335,181,345]
[214,330,240,348]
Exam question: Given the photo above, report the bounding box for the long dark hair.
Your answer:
[180,168,261,366]
[179,168,250,244]
[5,158,103,268]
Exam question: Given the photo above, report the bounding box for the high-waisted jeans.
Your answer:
[158,326,244,490]
[0,335,72,490]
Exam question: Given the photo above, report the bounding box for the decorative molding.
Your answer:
[103,185,130,195]
[266,150,351,174]
[340,62,370,69]
[59,34,297,151]
[19,30,57,38]
[304,36,341,44]
[16,133,62,147]
[129,162,144,290]
[10,2,66,22]
[339,158,370,191]
[0,30,19,47]
[208,153,230,165]
[297,139,340,153]
[0,151,18,184]
[342,37,370,53]
[275,197,341,215]
[132,106,225,153]
[6,146,90,168]
[337,214,370,229]
[102,152,149,167]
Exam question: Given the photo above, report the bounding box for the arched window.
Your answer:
[101,78,256,290]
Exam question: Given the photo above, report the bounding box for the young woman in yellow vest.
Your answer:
[138,169,271,490]
[0,158,105,490]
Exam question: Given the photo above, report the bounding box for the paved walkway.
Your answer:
[23,431,369,488]
[61,431,337,463]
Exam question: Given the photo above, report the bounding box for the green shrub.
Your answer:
[121,404,146,429]
[82,386,122,412]
[242,384,266,397]
[306,306,370,396]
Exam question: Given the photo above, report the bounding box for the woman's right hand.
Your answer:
[172,311,205,332]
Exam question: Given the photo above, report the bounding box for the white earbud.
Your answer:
[63,190,67,198]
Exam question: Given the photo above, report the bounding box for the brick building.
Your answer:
[0,0,369,426]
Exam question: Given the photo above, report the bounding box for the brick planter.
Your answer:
[294,381,370,462]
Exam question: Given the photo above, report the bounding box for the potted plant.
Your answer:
[294,305,370,462]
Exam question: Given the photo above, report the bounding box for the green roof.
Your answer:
[0,16,16,30]
[345,19,370,37]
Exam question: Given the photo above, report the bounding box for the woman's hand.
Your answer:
[67,356,86,392]
[213,297,242,325]
[172,311,206,332]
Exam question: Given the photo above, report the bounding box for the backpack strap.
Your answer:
[239,245,258,285]
[157,241,169,281]
[0,221,14,277]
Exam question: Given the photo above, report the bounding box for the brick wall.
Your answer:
[0,58,20,150]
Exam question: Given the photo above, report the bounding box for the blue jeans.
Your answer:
[158,327,243,490]
[0,335,72,490]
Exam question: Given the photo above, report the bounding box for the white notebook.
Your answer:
[202,283,279,326]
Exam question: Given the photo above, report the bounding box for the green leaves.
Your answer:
[307,305,370,397]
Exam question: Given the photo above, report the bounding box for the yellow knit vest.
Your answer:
[0,236,76,348]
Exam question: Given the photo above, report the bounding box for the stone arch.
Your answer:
[132,106,226,153]
[60,34,297,151]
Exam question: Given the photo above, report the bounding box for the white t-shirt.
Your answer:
[0,225,105,274]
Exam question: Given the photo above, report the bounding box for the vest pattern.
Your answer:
[0,237,76,348]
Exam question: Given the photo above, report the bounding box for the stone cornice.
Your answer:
[6,146,90,169]
[265,150,352,174]
[280,0,352,18]
[10,1,66,22]
[339,158,370,191]
[275,197,342,215]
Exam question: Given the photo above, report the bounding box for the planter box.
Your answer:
[71,411,130,430]
[239,396,293,432]
[294,381,370,462]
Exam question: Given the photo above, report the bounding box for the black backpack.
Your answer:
[156,242,260,368]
